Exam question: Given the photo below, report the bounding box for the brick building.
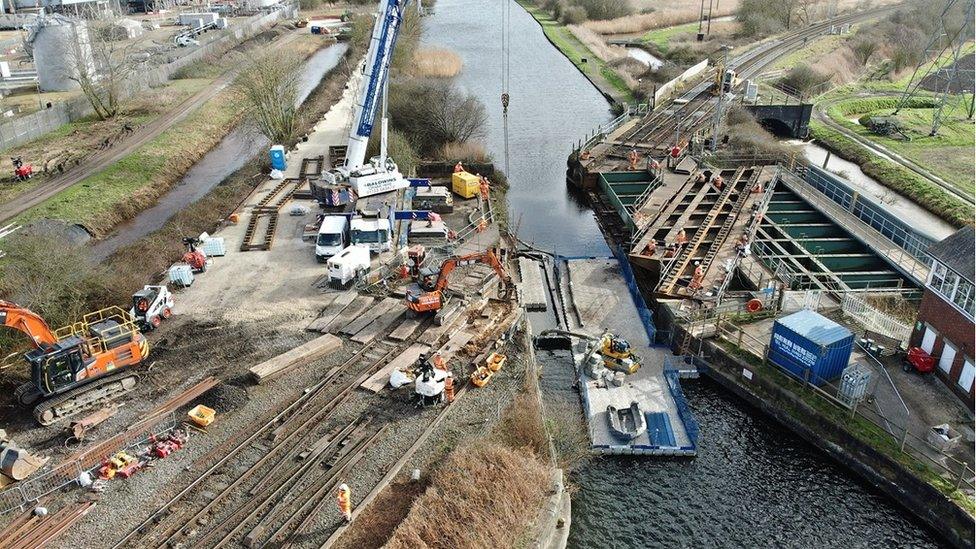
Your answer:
[910,226,975,409]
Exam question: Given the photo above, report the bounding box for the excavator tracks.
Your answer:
[31,373,139,426]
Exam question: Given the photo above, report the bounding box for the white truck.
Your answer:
[349,214,392,253]
[327,245,371,289]
[315,215,349,262]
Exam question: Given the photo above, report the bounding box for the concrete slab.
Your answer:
[341,297,400,336]
[564,258,695,456]
[518,257,548,311]
[361,343,430,393]
[350,303,407,344]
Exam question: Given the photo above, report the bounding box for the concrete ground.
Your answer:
[563,259,691,453]
[734,315,975,475]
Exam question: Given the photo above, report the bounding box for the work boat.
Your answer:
[607,402,647,440]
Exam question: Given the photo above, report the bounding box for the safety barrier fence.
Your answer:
[840,293,914,346]
[0,412,178,516]
[0,5,296,151]
[711,319,974,492]
[611,246,657,345]
[663,357,700,450]
[573,103,649,155]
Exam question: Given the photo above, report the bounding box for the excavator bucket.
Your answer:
[0,436,48,481]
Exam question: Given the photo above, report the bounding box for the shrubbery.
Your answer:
[387,80,487,157]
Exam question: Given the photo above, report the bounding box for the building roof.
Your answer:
[927,226,975,283]
[775,309,852,346]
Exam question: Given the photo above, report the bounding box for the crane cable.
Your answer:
[501,0,511,177]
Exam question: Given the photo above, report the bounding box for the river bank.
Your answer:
[425,1,964,548]
[8,29,333,239]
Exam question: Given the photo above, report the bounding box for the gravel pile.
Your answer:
[197,383,249,413]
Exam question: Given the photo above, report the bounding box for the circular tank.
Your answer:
[34,20,95,92]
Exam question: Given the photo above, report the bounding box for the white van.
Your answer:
[327,245,371,288]
[315,215,348,262]
[349,215,392,253]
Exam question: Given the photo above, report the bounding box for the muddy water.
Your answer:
[428,1,946,547]
[89,44,349,261]
[626,46,663,70]
[421,0,611,256]
[796,140,956,241]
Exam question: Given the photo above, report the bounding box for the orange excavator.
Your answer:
[405,249,512,319]
[1,301,149,425]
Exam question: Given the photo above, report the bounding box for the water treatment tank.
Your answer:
[33,18,95,92]
[768,310,854,385]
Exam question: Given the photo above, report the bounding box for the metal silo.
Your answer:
[33,17,95,92]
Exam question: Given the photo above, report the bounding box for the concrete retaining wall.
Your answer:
[700,350,974,549]
[0,6,296,152]
[654,58,708,106]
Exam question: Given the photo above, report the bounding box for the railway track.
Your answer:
[606,4,903,159]
[111,322,431,549]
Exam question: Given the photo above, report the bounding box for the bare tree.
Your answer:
[237,51,303,144]
[50,14,140,120]
[850,38,878,65]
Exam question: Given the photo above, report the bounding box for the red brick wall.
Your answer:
[910,290,975,409]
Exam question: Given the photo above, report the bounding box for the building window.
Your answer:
[959,359,975,393]
[953,280,975,318]
[929,262,959,300]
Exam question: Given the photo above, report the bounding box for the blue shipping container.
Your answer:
[768,309,854,385]
[269,145,287,171]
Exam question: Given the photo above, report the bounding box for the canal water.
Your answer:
[89,43,349,261]
[424,1,946,546]
[419,0,611,256]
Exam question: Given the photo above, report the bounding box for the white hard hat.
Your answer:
[694,261,701,266]
[339,483,349,491]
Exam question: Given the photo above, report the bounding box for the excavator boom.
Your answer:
[0,300,59,347]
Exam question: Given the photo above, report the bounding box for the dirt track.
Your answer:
[0,29,302,226]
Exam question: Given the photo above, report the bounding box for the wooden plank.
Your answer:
[437,330,474,364]
[340,297,399,335]
[360,343,430,393]
[388,317,422,341]
[351,304,407,344]
[305,292,357,332]
[249,334,343,384]
[417,313,461,346]
[324,296,374,334]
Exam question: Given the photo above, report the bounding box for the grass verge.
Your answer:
[717,340,975,515]
[515,0,632,102]
[808,121,973,227]
[10,36,330,238]
[822,95,975,196]
[641,21,698,52]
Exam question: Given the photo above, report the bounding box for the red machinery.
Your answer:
[405,249,511,315]
[903,347,936,374]
[182,237,207,273]
[11,157,32,181]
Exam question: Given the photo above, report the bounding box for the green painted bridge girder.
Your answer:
[792,238,863,253]
[765,210,828,224]
[768,223,849,239]
[766,200,808,212]
[608,182,653,195]
[816,254,891,272]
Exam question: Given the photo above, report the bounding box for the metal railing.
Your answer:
[841,293,915,347]
[574,103,649,154]
[0,412,178,516]
[711,320,974,492]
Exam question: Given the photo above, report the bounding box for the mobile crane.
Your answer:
[1,301,149,425]
[319,0,410,199]
[405,249,512,318]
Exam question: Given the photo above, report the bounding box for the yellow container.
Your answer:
[452,171,480,199]
[188,404,216,427]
